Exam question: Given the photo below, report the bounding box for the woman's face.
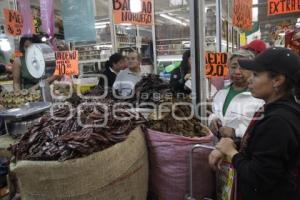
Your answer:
[112,60,124,72]
[248,71,275,100]
[229,57,252,86]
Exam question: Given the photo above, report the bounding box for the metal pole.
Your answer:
[109,0,117,53]
[151,0,157,74]
[216,0,222,52]
[190,0,207,123]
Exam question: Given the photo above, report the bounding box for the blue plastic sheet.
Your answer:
[60,0,96,42]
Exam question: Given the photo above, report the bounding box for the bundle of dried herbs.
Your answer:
[147,104,210,137]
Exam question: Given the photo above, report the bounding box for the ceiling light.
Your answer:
[0,38,11,51]
[95,21,110,26]
[159,14,187,26]
[130,0,142,13]
[41,36,47,42]
[95,25,106,29]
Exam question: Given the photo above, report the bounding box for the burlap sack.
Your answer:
[10,127,148,200]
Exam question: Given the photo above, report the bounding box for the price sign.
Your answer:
[3,9,23,36]
[205,52,229,78]
[54,51,79,76]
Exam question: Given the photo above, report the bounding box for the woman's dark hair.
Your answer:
[268,71,300,99]
[180,50,191,78]
[19,35,41,53]
[105,53,124,69]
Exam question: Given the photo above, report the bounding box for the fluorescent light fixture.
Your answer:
[297,18,300,22]
[94,21,110,26]
[130,0,142,13]
[159,14,187,26]
[95,25,106,29]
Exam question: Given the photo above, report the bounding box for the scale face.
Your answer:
[25,44,46,79]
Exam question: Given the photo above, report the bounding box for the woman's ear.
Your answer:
[272,74,286,88]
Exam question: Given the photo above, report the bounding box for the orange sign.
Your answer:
[268,0,300,16]
[54,51,79,76]
[232,0,252,30]
[3,9,23,36]
[205,53,229,78]
[113,0,153,26]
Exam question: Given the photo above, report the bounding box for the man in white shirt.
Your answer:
[113,51,142,97]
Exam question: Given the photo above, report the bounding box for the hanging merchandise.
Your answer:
[268,0,300,16]
[17,0,34,35]
[113,0,153,26]
[60,0,96,42]
[232,0,253,31]
[40,0,55,38]
[3,9,23,36]
[285,29,300,55]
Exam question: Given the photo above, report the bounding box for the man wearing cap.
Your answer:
[211,47,300,200]
[241,39,267,55]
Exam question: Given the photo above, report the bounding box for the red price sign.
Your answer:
[3,9,23,36]
[205,52,229,78]
[54,51,79,76]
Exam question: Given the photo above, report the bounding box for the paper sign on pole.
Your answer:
[3,9,23,36]
[54,51,79,76]
[205,52,229,78]
[232,0,252,31]
[268,0,300,16]
[113,0,153,26]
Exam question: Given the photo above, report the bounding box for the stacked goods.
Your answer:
[0,90,41,108]
[9,103,146,161]
[133,74,173,105]
[147,104,210,137]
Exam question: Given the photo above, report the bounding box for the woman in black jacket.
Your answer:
[100,53,124,88]
[210,47,300,200]
[170,50,191,94]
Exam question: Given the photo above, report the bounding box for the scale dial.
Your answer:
[25,44,55,79]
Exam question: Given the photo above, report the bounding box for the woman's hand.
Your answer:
[184,73,191,80]
[208,149,224,170]
[219,126,236,138]
[216,138,239,159]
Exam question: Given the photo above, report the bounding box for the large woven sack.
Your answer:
[146,129,215,200]
[10,127,148,200]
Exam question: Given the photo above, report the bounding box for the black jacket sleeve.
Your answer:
[232,116,298,192]
[0,64,6,74]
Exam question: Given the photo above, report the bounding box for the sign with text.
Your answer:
[232,0,252,30]
[205,53,228,78]
[54,51,79,76]
[3,9,23,36]
[113,0,153,26]
[268,0,300,16]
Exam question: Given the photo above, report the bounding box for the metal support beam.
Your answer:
[109,0,117,53]
[189,0,207,123]
[152,1,158,74]
[216,0,222,52]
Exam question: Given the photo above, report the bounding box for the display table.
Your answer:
[0,134,19,158]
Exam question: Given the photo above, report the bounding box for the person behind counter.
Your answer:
[211,47,300,200]
[113,51,141,97]
[12,35,59,91]
[101,53,125,88]
[170,50,191,94]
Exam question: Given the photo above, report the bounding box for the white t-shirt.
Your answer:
[113,68,142,97]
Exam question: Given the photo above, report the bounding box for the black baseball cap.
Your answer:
[238,47,300,82]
